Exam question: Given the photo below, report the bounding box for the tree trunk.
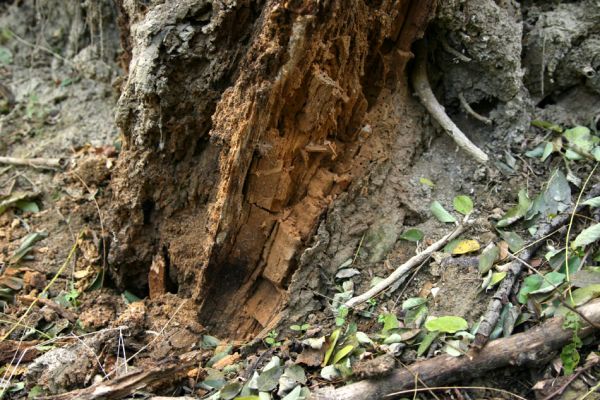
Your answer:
[109,0,435,338]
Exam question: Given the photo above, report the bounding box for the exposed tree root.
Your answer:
[315,298,600,400]
[411,40,489,164]
[458,92,492,125]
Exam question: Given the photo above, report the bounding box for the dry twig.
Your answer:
[344,219,470,309]
[0,156,65,170]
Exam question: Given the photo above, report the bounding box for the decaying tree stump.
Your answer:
[110,0,436,337]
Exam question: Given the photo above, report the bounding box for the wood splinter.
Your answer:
[411,40,489,164]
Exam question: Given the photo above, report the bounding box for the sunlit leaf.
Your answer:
[322,330,340,366]
[332,345,354,364]
[419,177,435,187]
[425,316,468,333]
[453,195,473,215]
[451,239,480,255]
[490,272,507,287]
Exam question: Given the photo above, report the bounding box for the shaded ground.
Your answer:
[1,0,600,399]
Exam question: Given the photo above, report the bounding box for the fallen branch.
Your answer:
[0,156,65,170]
[344,220,469,309]
[315,298,600,400]
[473,182,600,349]
[44,353,201,400]
[411,40,489,164]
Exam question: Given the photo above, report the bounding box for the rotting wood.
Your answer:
[474,183,600,349]
[411,40,489,164]
[110,0,437,338]
[315,298,600,400]
[344,218,470,309]
[0,156,65,170]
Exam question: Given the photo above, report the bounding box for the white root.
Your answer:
[411,41,489,164]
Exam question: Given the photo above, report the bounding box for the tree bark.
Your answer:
[109,0,436,338]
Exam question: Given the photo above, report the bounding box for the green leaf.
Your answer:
[490,272,507,286]
[0,46,12,65]
[561,342,580,375]
[497,189,532,228]
[402,297,427,310]
[518,275,543,304]
[582,196,600,208]
[525,144,545,158]
[563,126,595,153]
[332,345,354,364]
[430,201,457,223]
[355,332,373,345]
[400,229,424,242]
[531,120,563,132]
[499,231,525,252]
[419,177,435,187]
[592,146,600,161]
[530,271,565,294]
[322,329,340,366]
[425,316,468,333]
[417,331,438,357]
[320,365,340,381]
[541,141,554,161]
[568,284,600,307]
[572,224,600,248]
[202,335,220,349]
[453,195,473,215]
[380,313,399,332]
[221,382,243,400]
[479,244,499,274]
[526,170,571,220]
[122,290,142,304]
[257,364,283,392]
[16,200,39,213]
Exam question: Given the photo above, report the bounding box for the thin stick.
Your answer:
[458,93,492,125]
[5,28,74,66]
[0,156,65,170]
[411,40,489,164]
[344,220,469,309]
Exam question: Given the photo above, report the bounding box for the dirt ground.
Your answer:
[1,0,600,399]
